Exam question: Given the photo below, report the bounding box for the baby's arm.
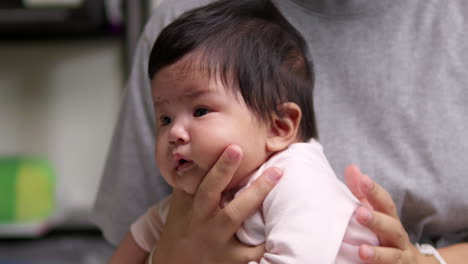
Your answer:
[107,196,171,264]
[130,196,170,252]
[107,232,149,264]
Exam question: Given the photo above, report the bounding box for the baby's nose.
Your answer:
[168,124,190,145]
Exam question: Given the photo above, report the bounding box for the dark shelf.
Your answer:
[0,228,114,263]
[0,0,108,40]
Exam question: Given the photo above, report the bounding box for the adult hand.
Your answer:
[153,145,283,264]
[345,165,437,264]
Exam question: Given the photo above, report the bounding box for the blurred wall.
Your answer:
[0,37,123,227]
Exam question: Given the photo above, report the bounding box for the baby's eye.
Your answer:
[159,116,171,126]
[193,108,211,117]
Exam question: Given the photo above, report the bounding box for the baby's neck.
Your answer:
[219,137,307,205]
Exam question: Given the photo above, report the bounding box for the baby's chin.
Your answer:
[173,172,205,195]
[172,167,253,195]
[183,181,201,195]
[169,182,197,195]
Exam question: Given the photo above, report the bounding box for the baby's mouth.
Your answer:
[174,155,194,173]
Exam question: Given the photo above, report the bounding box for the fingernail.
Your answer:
[356,206,373,225]
[360,174,374,194]
[266,168,283,184]
[352,165,361,174]
[226,145,241,161]
[361,245,374,260]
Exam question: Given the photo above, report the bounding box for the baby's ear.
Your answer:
[266,102,302,152]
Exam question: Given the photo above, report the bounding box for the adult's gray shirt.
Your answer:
[92,0,468,247]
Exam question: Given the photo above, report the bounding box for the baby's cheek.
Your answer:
[194,123,245,171]
[197,143,226,171]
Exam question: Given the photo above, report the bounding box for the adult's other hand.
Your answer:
[345,165,427,264]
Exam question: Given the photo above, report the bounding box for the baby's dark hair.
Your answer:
[148,0,318,140]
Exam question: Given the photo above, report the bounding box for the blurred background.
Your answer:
[0,0,160,263]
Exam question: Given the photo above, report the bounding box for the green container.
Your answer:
[0,157,55,223]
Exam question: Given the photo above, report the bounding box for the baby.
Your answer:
[130,0,379,263]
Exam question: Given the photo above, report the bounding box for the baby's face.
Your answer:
[152,60,270,195]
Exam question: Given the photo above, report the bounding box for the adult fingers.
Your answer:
[356,206,409,249]
[359,245,418,264]
[194,145,243,218]
[226,238,266,264]
[345,165,369,205]
[170,189,193,207]
[243,244,266,263]
[359,176,399,219]
[221,167,283,234]
[168,189,193,217]
[164,190,194,233]
[359,244,414,264]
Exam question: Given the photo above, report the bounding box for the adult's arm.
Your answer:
[345,165,468,264]
[108,145,283,264]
